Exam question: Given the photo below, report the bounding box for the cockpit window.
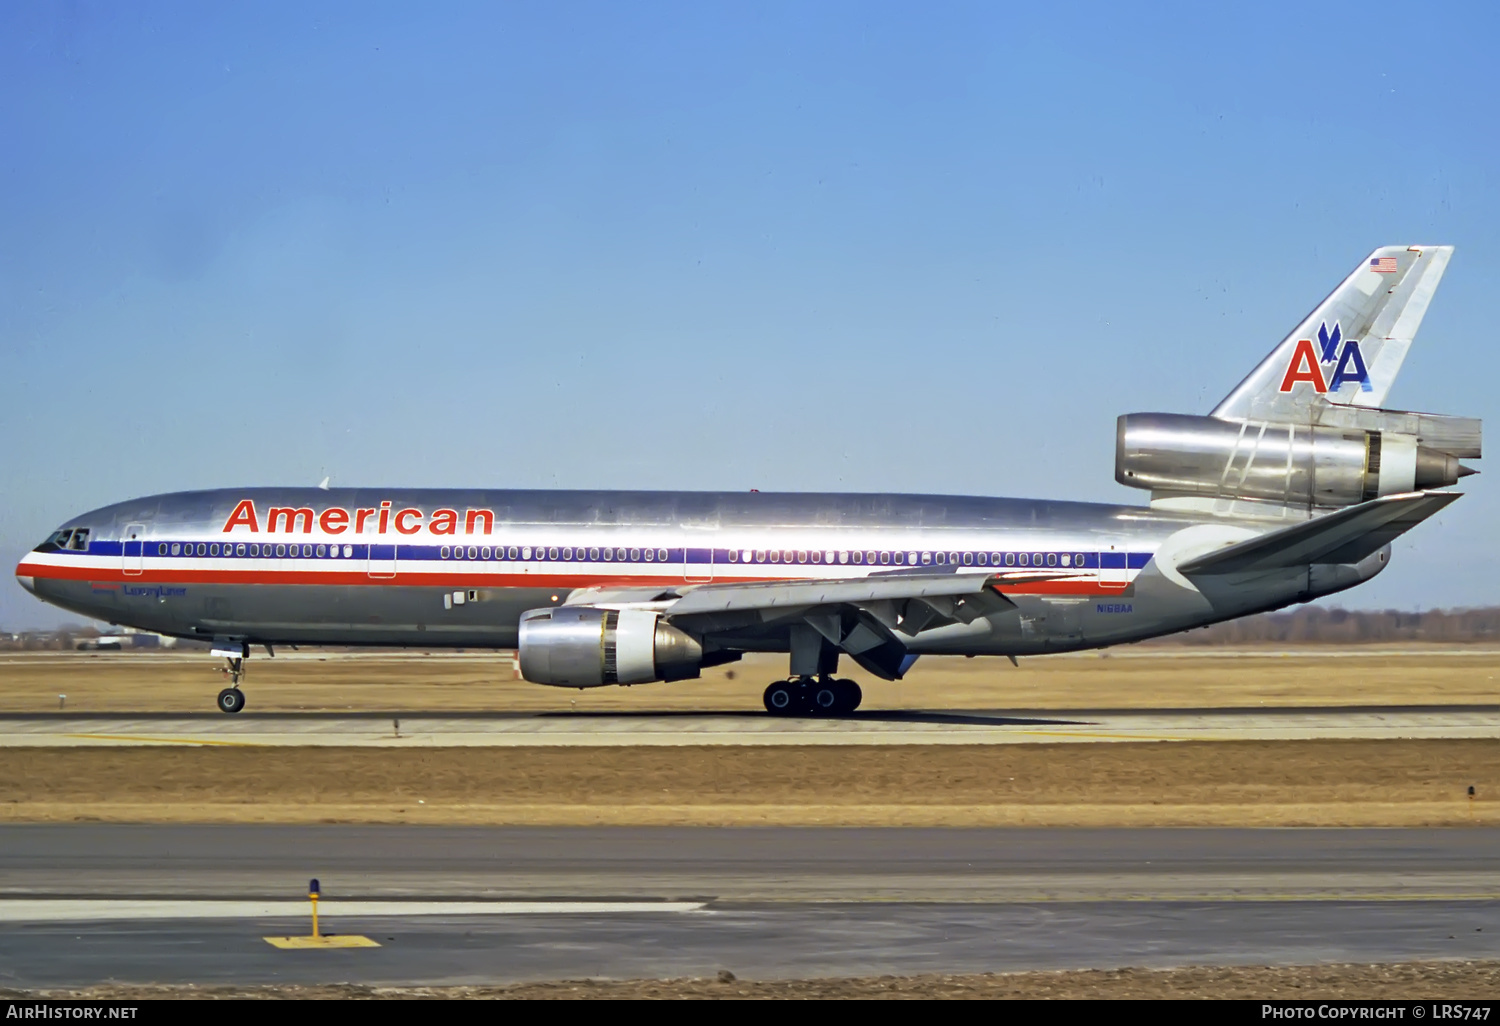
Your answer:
[46,529,73,548]
[67,529,90,551]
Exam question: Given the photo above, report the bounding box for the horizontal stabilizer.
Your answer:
[1177,491,1459,575]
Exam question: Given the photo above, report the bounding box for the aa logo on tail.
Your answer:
[1277,322,1372,394]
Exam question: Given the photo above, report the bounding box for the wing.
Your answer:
[564,569,1042,681]
[1177,490,1460,575]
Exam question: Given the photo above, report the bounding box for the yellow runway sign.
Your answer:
[264,934,380,949]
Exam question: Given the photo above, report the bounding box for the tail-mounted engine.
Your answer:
[518,607,703,687]
[1116,413,1476,509]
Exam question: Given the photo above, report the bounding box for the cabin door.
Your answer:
[1099,546,1128,589]
[367,542,397,579]
[122,524,146,577]
[683,546,714,583]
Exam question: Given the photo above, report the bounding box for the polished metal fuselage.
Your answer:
[16,487,1386,659]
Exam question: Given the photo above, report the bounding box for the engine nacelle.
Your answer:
[1116,413,1466,508]
[517,607,704,687]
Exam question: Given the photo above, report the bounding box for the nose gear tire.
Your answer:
[217,687,246,714]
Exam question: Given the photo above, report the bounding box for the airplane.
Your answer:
[15,245,1481,716]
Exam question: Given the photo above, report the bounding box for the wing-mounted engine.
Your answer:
[517,607,704,687]
[1116,412,1477,510]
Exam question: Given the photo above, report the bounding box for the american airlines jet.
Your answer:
[16,246,1480,715]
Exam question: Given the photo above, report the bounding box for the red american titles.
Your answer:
[221,500,495,537]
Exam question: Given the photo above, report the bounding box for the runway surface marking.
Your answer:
[62,733,259,747]
[7,709,1500,746]
[0,900,707,922]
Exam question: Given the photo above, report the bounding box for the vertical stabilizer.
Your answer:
[1212,246,1452,422]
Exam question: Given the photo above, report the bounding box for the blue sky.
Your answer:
[3,1,1496,627]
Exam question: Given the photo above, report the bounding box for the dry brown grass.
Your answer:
[4,739,1499,827]
[4,647,1499,714]
[8,961,1500,999]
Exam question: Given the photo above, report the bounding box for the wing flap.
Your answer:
[1177,491,1460,575]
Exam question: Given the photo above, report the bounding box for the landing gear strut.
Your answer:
[215,644,248,714]
[762,677,862,716]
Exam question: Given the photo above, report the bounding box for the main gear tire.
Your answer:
[834,679,863,714]
[216,687,246,714]
[809,681,840,715]
[763,682,800,715]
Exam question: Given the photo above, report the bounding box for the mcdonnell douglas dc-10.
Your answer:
[16,246,1481,714]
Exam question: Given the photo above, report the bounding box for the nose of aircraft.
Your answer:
[16,571,35,595]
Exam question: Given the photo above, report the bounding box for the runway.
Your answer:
[7,706,1500,747]
[1,826,1499,987]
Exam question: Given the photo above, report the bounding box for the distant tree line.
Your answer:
[1146,606,1500,646]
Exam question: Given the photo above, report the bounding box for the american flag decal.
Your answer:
[1370,256,1398,273]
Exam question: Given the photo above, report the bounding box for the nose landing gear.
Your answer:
[762,677,862,716]
[214,644,249,714]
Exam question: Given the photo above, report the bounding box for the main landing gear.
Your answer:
[763,677,862,716]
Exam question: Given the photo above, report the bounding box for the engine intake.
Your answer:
[1116,413,1467,508]
[518,607,703,687]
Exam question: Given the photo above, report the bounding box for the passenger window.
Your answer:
[158,544,167,555]
[304,545,313,557]
[976,553,986,566]
[811,551,821,564]
[249,544,258,557]
[588,547,599,560]
[1060,554,1071,567]
[1005,552,1015,566]
[546,547,557,560]
[755,551,765,563]
[275,544,286,557]
[316,545,326,557]
[509,546,520,559]
[853,551,864,565]
[1074,552,1085,567]
[796,551,807,564]
[1047,553,1057,567]
[922,552,933,565]
[343,545,353,558]
[964,552,974,565]
[770,551,780,563]
[482,546,492,560]
[1018,553,1028,566]
[866,551,877,565]
[658,548,668,562]
[602,548,613,561]
[644,548,655,562]
[630,548,640,561]
[208,544,218,556]
[562,547,572,561]
[468,546,478,559]
[879,552,890,565]
[727,550,738,563]
[1033,552,1043,566]
[237,543,246,556]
